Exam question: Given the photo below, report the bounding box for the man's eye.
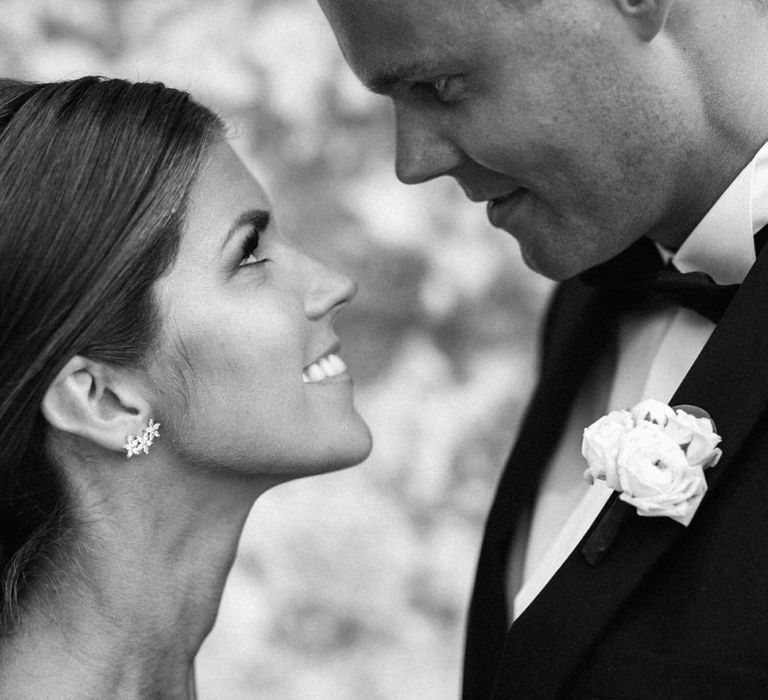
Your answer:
[413,76,464,104]
[433,77,450,95]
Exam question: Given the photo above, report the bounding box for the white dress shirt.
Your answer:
[507,141,768,621]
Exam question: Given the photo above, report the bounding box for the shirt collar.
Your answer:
[670,140,768,285]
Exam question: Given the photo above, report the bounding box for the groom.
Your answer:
[318,0,768,697]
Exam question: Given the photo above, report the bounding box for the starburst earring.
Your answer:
[123,418,161,459]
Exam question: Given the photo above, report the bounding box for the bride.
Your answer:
[0,76,372,698]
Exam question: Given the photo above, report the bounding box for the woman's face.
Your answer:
[150,141,372,478]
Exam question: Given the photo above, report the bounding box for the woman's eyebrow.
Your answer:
[222,208,271,249]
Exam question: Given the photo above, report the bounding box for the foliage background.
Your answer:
[0,1,552,697]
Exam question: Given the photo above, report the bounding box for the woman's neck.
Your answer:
[0,459,276,699]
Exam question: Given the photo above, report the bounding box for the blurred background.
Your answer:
[0,0,552,697]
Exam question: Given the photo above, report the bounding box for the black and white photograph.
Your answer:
[0,1,766,698]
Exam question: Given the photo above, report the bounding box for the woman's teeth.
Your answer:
[302,353,348,383]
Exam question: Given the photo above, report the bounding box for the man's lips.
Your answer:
[461,186,524,204]
[487,189,524,206]
[486,188,530,229]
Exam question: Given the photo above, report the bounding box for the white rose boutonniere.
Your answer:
[582,399,722,526]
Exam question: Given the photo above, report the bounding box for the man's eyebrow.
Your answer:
[365,57,442,95]
[222,208,270,249]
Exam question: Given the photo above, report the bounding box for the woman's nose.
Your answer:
[303,255,358,321]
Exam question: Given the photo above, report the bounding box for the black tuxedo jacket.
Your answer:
[462,243,768,699]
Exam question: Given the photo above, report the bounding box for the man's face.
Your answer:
[319,0,696,279]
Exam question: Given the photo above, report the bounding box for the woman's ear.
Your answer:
[41,356,154,456]
[613,0,676,42]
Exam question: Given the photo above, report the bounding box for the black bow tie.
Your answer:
[579,225,768,324]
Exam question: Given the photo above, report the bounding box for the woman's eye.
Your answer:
[240,250,267,266]
[238,229,270,267]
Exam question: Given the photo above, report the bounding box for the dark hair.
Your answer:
[0,76,223,631]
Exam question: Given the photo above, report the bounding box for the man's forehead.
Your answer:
[321,0,431,42]
[318,0,491,81]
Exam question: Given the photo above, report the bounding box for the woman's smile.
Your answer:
[302,348,350,384]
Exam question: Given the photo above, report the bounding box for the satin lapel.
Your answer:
[491,244,768,699]
[463,278,616,700]
[486,278,615,553]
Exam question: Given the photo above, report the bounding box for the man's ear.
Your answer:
[614,0,676,42]
[41,356,153,456]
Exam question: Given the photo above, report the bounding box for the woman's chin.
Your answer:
[343,421,374,466]
[306,419,374,475]
[321,420,374,472]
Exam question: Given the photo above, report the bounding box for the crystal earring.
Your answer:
[123,418,161,459]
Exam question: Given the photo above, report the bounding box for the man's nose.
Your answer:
[303,254,358,321]
[394,108,463,185]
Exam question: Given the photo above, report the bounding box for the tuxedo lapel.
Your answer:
[463,278,618,700]
[486,279,617,550]
[490,242,768,699]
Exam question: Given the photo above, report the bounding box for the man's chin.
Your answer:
[519,243,591,282]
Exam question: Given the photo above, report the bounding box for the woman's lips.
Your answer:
[302,352,349,384]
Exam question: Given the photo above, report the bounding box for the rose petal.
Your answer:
[631,399,676,426]
[582,409,634,486]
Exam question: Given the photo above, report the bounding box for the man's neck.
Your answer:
[645,2,768,251]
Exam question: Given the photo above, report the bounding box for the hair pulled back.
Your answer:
[0,76,222,631]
